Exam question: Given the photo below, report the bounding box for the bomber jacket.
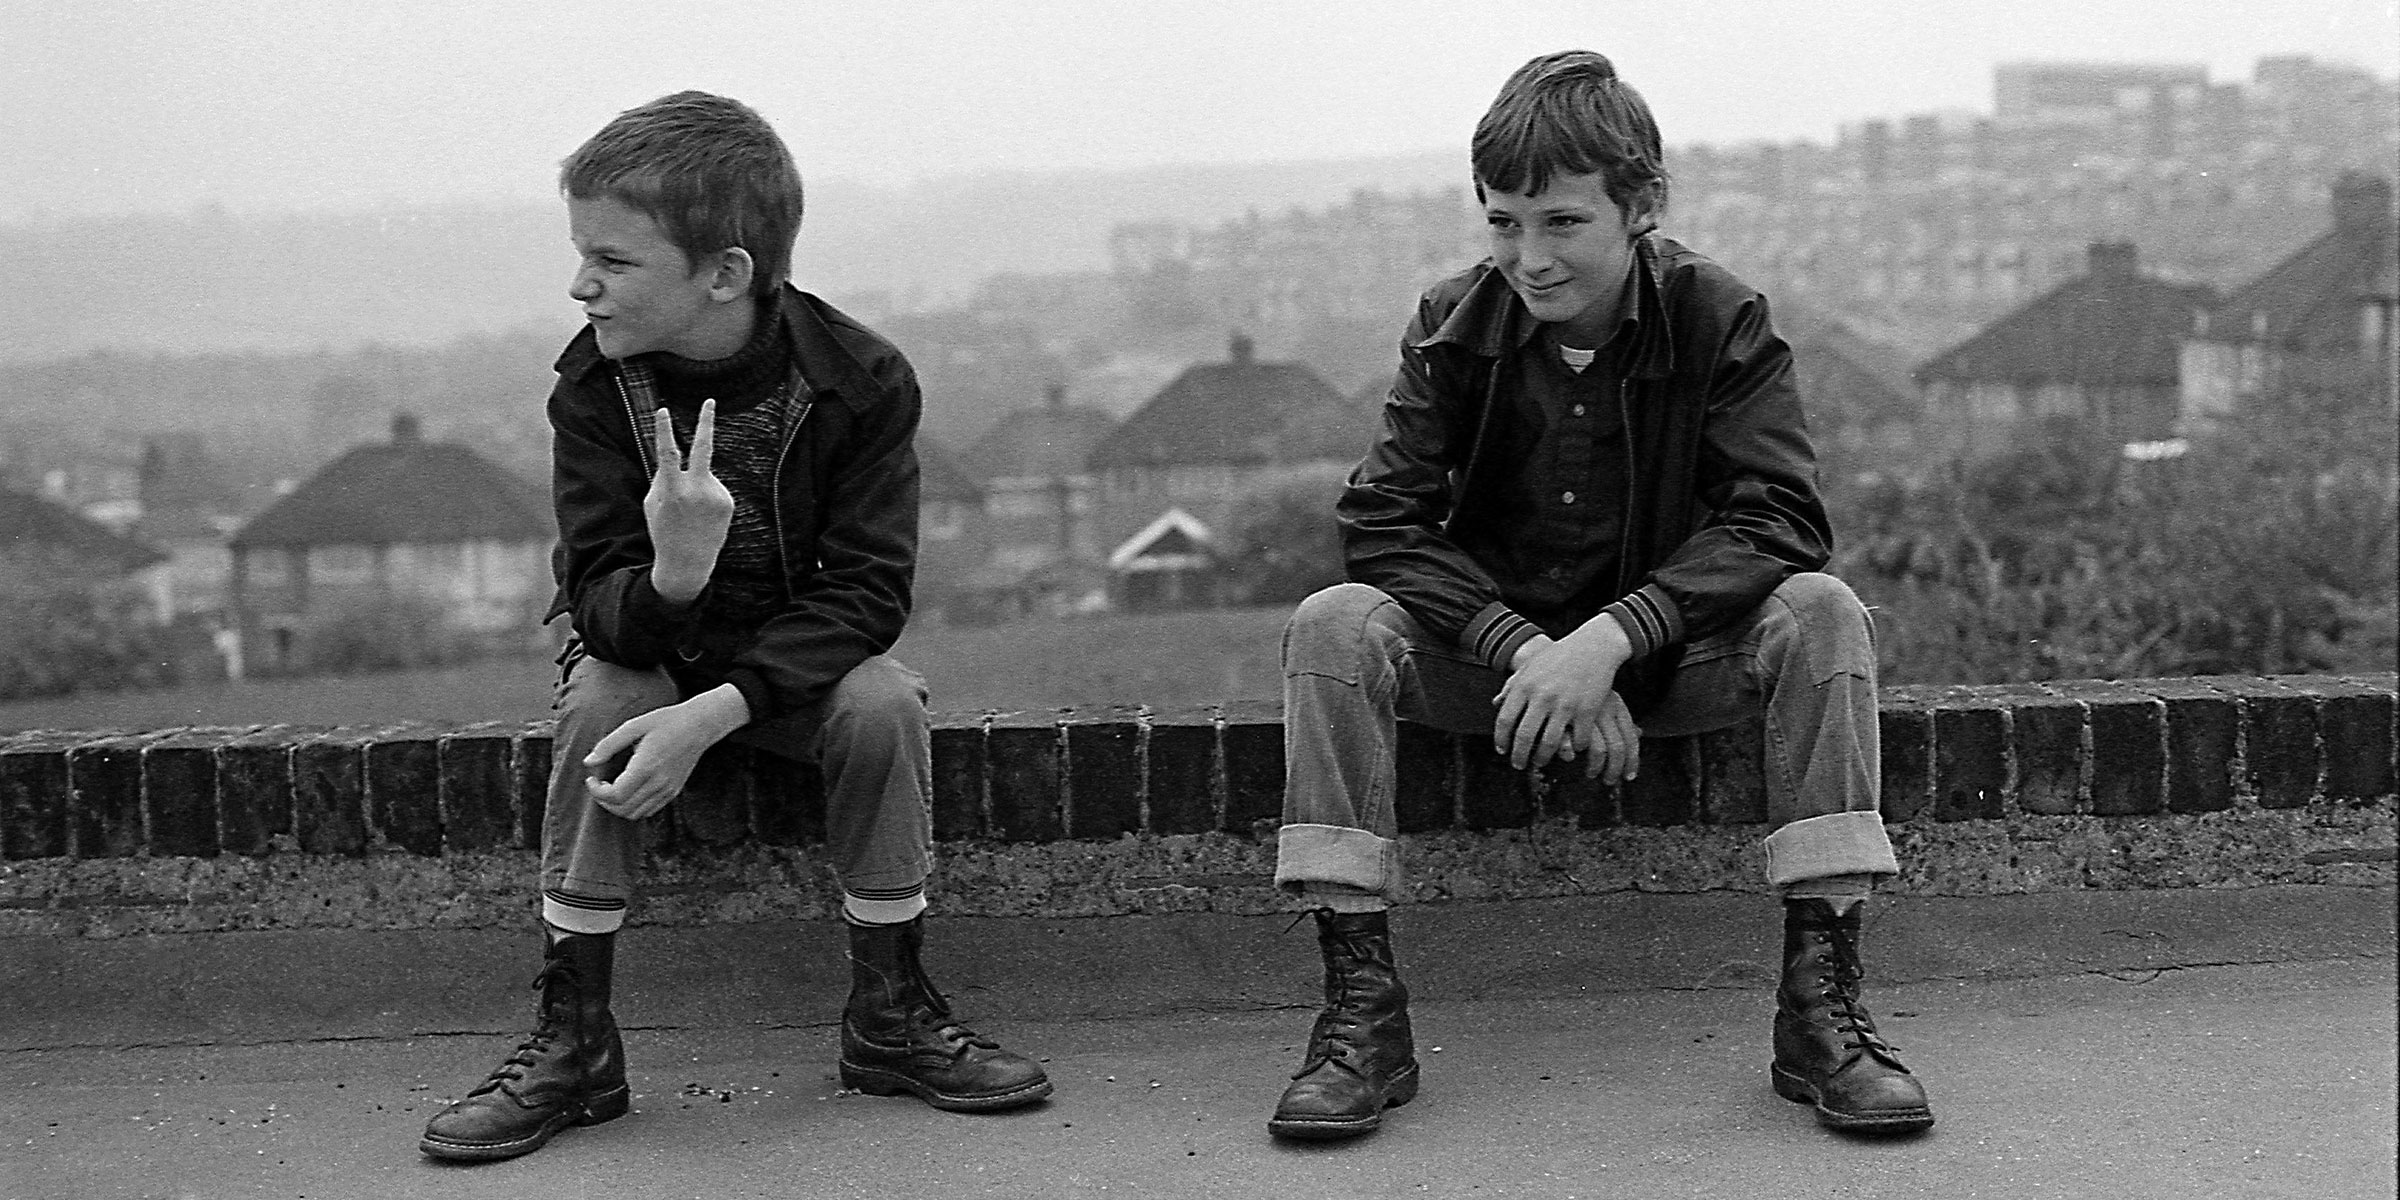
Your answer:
[1338,234,1832,714]
[544,284,922,724]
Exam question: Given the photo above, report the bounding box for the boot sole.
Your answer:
[1268,1062,1420,1140]
[1770,1064,1933,1134]
[417,1084,630,1161]
[838,1061,1054,1112]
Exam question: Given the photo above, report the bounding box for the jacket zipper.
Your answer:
[1614,376,1639,597]
[769,376,815,602]
[614,374,654,478]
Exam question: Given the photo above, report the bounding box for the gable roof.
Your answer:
[1915,242,2217,388]
[1,487,166,574]
[2201,172,2397,355]
[917,435,983,503]
[1088,335,1361,469]
[1106,508,1217,571]
[231,416,549,549]
[966,391,1119,482]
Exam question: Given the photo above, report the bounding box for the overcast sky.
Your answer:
[3,0,2394,222]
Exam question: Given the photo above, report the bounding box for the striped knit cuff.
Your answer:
[1462,602,1543,672]
[1599,584,1683,660]
[542,888,628,936]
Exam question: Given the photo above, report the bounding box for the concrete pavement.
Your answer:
[6,885,2395,1199]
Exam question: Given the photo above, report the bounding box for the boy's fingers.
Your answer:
[688,400,716,475]
[652,408,680,471]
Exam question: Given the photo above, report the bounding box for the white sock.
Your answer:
[542,889,626,936]
[842,889,928,926]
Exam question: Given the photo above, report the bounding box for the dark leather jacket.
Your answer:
[1339,235,1831,713]
[544,285,921,723]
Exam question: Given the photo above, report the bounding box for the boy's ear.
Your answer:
[703,247,756,303]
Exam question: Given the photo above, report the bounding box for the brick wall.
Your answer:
[3,675,2391,864]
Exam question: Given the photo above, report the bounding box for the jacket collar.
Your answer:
[1415,236,1675,380]
[553,283,891,413]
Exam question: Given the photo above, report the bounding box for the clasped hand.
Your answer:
[1492,618,1642,783]
[644,400,732,603]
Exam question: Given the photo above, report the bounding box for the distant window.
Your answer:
[313,544,375,583]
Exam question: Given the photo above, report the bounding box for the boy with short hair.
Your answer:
[419,91,1049,1163]
[1265,52,1934,1140]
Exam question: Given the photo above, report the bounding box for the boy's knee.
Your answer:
[1285,583,1400,664]
[1774,573,1866,630]
[826,656,930,735]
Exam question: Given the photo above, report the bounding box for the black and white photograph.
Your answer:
[2,2,2394,1196]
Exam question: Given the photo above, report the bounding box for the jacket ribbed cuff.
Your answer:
[722,669,773,726]
[1599,583,1683,660]
[1463,601,1542,672]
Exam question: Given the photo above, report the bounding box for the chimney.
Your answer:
[1044,382,1066,411]
[2331,171,2394,236]
[1229,332,1255,365]
[2087,241,2138,277]
[391,412,422,445]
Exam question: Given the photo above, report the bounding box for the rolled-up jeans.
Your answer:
[541,650,935,908]
[1275,575,1898,900]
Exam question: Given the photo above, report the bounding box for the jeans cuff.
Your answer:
[1275,823,1400,899]
[1763,810,1899,886]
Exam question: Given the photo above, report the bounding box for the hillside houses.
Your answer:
[228,414,551,672]
[2182,171,2400,427]
[1914,241,2217,458]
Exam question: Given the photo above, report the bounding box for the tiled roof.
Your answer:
[918,435,983,503]
[2202,173,2397,355]
[1088,336,1362,469]
[1,487,166,574]
[1915,243,2216,388]
[966,400,1118,482]
[231,422,549,549]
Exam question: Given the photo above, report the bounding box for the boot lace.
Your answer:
[1290,909,1369,1078]
[465,962,579,1096]
[1817,924,1902,1058]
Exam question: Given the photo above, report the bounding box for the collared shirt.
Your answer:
[1483,324,1632,620]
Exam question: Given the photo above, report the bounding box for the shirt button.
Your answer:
[1571,404,1587,417]
[1561,491,1577,504]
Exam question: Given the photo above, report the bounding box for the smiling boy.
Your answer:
[1264,52,1934,1141]
[418,92,1049,1163]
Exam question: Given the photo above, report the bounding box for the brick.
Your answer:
[1400,724,1464,833]
[67,733,149,858]
[672,743,753,847]
[2049,681,2163,816]
[220,725,300,855]
[1144,706,1221,836]
[0,731,80,859]
[2134,678,2239,814]
[291,729,371,854]
[1696,717,1768,824]
[1460,734,1534,831]
[1218,700,1282,835]
[364,726,444,856]
[2202,676,2318,808]
[2314,679,2394,801]
[1620,736,1696,827]
[2007,688,2086,816]
[143,728,236,857]
[514,722,553,850]
[750,755,823,847]
[1554,763,1618,828]
[437,723,517,852]
[1933,692,2008,821]
[1064,707,1144,839]
[985,710,1064,842]
[1877,686,1937,823]
[928,718,988,841]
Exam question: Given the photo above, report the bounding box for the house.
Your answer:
[2181,172,2399,428]
[1771,302,1927,475]
[1086,333,1370,609]
[227,413,552,673]
[912,434,987,624]
[128,433,252,622]
[1913,242,2217,459]
[1,486,167,585]
[955,384,1119,620]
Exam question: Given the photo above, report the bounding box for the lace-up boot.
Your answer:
[1772,898,1934,1133]
[1269,908,1419,1140]
[838,916,1052,1111]
[419,930,628,1160]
